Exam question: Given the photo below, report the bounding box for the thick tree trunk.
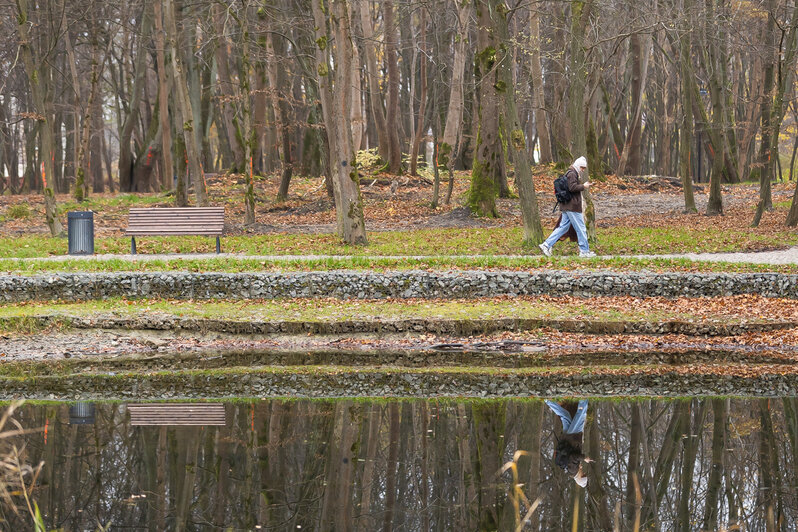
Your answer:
[355,404,381,531]
[617,32,651,176]
[165,0,207,206]
[311,0,368,244]
[494,0,544,244]
[153,0,174,192]
[472,402,506,531]
[702,398,727,531]
[468,0,504,218]
[384,0,402,174]
[679,0,697,213]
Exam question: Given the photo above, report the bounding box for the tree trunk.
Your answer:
[468,0,504,218]
[617,32,651,176]
[409,9,427,176]
[679,0,697,213]
[265,24,294,202]
[529,7,551,164]
[472,401,506,531]
[311,0,368,244]
[625,403,642,524]
[153,0,174,193]
[676,400,707,532]
[494,0,544,244]
[759,399,779,531]
[702,398,727,531]
[568,1,595,239]
[438,0,470,206]
[358,0,391,164]
[164,0,207,205]
[214,6,246,173]
[227,2,256,224]
[118,8,151,193]
[382,402,400,531]
[384,0,402,174]
[641,404,685,528]
[16,0,62,236]
[355,404,382,531]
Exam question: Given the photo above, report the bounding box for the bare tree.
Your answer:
[14,0,63,236]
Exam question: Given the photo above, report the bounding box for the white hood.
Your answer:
[572,156,587,171]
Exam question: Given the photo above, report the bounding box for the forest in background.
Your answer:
[1,0,798,242]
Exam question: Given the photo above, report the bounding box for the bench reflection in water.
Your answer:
[127,403,227,426]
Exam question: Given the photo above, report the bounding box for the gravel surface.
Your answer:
[18,246,798,265]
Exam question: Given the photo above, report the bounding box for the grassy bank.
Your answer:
[2,222,798,259]
[1,255,797,274]
[0,295,793,333]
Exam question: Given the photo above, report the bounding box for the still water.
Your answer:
[1,398,795,531]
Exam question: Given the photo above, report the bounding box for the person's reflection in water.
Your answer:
[545,399,592,487]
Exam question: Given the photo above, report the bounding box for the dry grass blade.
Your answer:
[0,401,44,526]
[500,450,544,532]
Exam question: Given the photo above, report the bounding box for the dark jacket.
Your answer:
[560,167,585,213]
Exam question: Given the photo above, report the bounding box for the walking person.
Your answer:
[539,156,596,258]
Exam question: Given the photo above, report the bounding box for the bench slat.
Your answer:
[124,207,225,240]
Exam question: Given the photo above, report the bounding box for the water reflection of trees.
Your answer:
[1,398,796,530]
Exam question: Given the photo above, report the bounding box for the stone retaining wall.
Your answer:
[14,314,798,337]
[1,270,798,301]
[3,369,795,400]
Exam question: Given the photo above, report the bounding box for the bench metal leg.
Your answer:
[131,237,137,254]
[216,236,221,254]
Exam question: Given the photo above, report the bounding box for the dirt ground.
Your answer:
[4,323,798,362]
[1,169,796,236]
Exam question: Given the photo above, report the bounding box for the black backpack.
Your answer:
[553,172,572,204]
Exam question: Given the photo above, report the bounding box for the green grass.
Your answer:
[0,296,773,330]
[602,226,798,254]
[0,255,796,274]
[2,222,797,259]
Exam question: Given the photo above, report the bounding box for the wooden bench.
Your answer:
[125,207,225,254]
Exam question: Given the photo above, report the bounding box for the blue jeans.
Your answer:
[545,399,588,434]
[543,210,590,253]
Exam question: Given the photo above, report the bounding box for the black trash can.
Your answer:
[67,211,94,255]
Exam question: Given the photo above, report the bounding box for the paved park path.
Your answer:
[21,247,798,265]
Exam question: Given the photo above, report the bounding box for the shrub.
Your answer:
[5,204,30,220]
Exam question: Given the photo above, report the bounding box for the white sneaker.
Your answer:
[538,243,552,257]
[579,251,596,258]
